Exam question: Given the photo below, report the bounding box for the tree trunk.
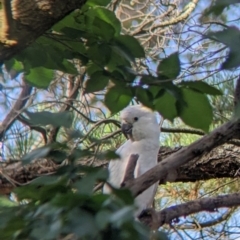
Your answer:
[0,0,86,64]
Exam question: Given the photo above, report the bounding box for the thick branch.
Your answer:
[1,142,240,194]
[126,119,240,197]
[139,193,240,228]
[0,0,86,64]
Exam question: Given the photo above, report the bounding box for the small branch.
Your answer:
[161,127,205,136]
[17,115,48,144]
[0,78,32,140]
[139,193,240,228]
[48,74,84,143]
[121,154,139,187]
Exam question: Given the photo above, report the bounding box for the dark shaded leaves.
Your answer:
[104,86,133,114]
[24,111,73,128]
[84,71,109,93]
[157,52,180,79]
[154,90,177,121]
[177,89,213,132]
[180,81,222,95]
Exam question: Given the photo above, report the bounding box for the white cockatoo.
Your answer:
[103,105,160,217]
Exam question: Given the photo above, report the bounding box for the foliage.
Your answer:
[2,1,224,132]
[1,0,240,239]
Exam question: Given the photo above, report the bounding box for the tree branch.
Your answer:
[0,0,86,64]
[48,74,84,143]
[17,115,48,144]
[139,193,240,228]
[0,78,32,140]
[126,119,240,197]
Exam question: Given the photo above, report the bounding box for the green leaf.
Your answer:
[97,150,120,160]
[86,7,121,36]
[4,58,23,79]
[206,27,240,69]
[205,0,240,16]
[111,188,135,205]
[62,59,78,74]
[30,175,62,185]
[154,90,177,121]
[67,208,98,238]
[86,0,111,7]
[110,206,134,226]
[53,12,83,36]
[25,67,54,88]
[150,231,170,240]
[16,44,48,68]
[87,43,111,66]
[104,86,132,114]
[95,210,111,230]
[157,52,181,79]
[85,71,109,93]
[86,62,102,75]
[160,82,183,104]
[177,89,213,132]
[0,197,17,207]
[134,87,153,108]
[111,45,134,63]
[24,111,73,128]
[114,35,145,58]
[221,49,240,69]
[180,81,222,95]
[206,26,240,48]
[74,168,108,195]
[22,146,52,164]
[106,49,131,75]
[91,17,115,41]
[140,75,156,84]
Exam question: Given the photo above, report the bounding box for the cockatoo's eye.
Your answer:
[134,117,138,121]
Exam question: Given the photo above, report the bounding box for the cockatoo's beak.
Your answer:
[121,122,133,140]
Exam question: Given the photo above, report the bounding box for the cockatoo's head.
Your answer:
[120,105,160,142]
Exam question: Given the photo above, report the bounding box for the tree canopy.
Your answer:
[1,0,240,239]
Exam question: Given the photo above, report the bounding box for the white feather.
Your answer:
[103,105,160,216]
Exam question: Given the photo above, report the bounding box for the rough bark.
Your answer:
[126,119,240,197]
[139,192,240,229]
[1,142,240,195]
[0,0,86,64]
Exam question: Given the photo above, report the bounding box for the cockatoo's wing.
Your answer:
[103,139,132,193]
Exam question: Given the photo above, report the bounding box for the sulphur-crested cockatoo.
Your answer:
[103,105,160,217]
